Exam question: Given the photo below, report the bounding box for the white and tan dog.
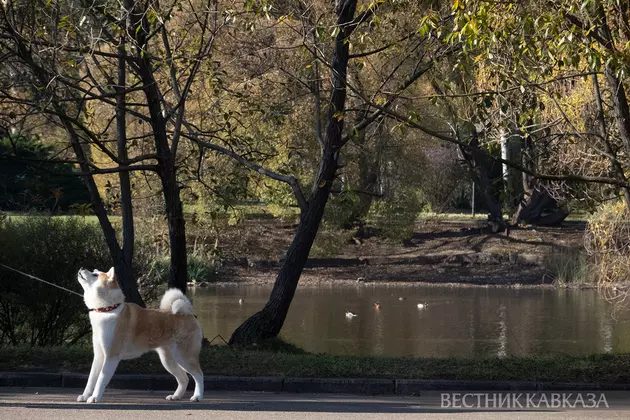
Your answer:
[77,267,204,403]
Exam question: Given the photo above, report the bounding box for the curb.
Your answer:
[3,372,630,395]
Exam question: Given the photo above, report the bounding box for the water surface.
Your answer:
[190,284,630,357]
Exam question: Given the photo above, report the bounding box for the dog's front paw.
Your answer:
[86,396,99,403]
[166,395,181,401]
[77,394,89,402]
[190,394,203,402]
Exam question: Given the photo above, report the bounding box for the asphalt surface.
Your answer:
[2,388,630,419]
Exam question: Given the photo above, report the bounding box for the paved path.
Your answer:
[1,388,629,419]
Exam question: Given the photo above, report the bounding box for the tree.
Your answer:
[0,0,222,299]
[361,0,630,227]
[228,0,366,344]
[452,0,630,218]
[224,0,456,344]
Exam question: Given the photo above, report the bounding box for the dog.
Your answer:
[77,267,204,403]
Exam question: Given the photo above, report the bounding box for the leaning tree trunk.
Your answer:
[510,130,568,226]
[229,0,357,345]
[64,115,144,305]
[511,186,569,226]
[229,151,338,344]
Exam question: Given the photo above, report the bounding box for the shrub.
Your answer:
[585,201,630,304]
[0,216,110,346]
[311,229,355,258]
[140,253,218,285]
[322,191,361,229]
[0,136,90,211]
[132,215,220,285]
[367,187,423,241]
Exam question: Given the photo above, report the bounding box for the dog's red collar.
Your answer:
[88,303,121,313]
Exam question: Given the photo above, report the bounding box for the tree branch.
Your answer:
[181,131,308,212]
[349,84,630,188]
[348,32,416,59]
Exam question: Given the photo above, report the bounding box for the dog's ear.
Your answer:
[106,266,116,281]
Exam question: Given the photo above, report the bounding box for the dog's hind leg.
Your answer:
[174,353,204,402]
[157,346,189,401]
[77,343,104,402]
[86,356,120,403]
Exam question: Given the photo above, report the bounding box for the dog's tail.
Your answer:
[160,288,194,315]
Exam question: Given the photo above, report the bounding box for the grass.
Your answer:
[5,213,104,223]
[565,211,591,222]
[1,346,630,383]
[416,211,592,223]
[418,211,487,221]
[544,247,594,286]
[5,206,591,224]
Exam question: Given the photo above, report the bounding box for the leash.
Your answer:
[0,263,84,298]
[208,334,229,346]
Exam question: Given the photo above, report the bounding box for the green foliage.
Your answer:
[367,187,423,241]
[264,203,300,223]
[0,216,110,346]
[450,0,630,98]
[0,136,90,212]
[187,254,218,283]
[310,228,354,258]
[69,203,94,216]
[322,191,361,228]
[140,254,219,285]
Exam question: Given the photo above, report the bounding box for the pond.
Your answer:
[189,284,630,358]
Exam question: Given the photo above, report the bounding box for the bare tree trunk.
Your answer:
[10,34,144,305]
[161,165,188,293]
[229,0,357,345]
[115,34,138,294]
[126,0,188,293]
[592,74,630,208]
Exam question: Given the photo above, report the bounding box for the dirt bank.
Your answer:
[213,219,586,287]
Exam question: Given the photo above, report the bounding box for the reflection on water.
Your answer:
[190,284,630,357]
